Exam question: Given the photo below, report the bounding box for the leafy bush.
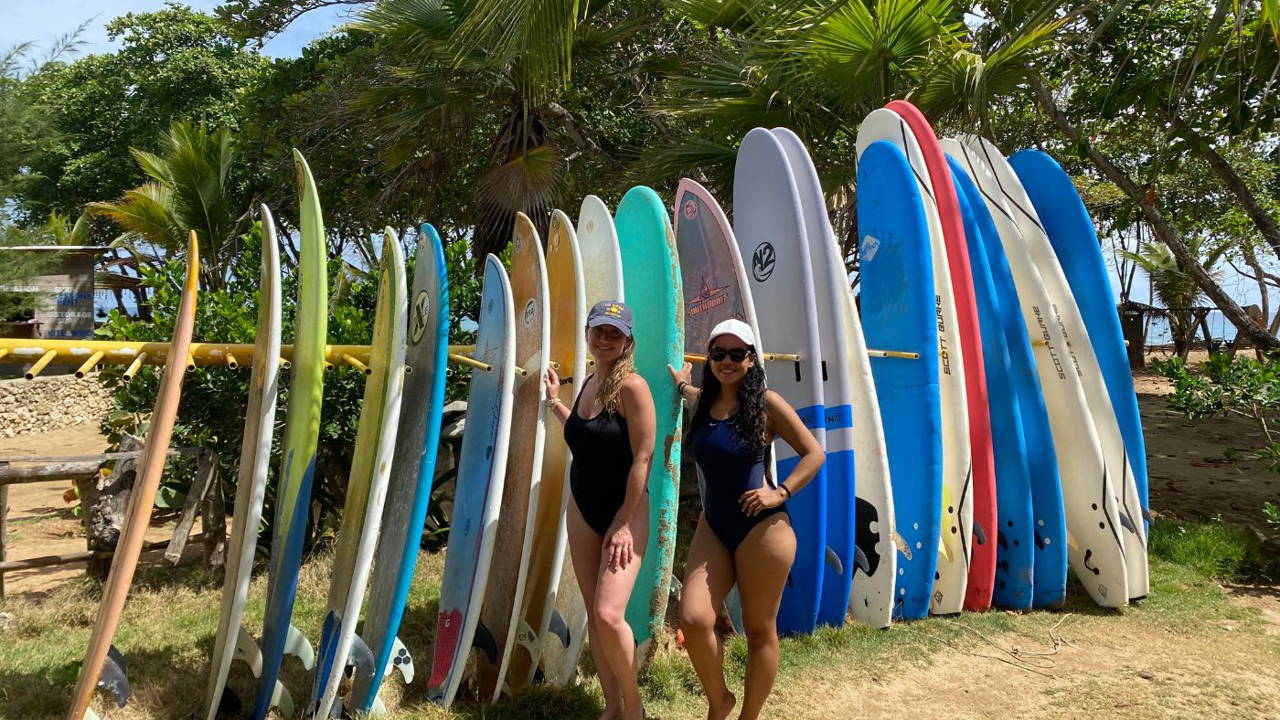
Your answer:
[1148,518,1274,582]
[96,221,481,553]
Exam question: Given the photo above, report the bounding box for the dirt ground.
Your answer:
[0,424,201,598]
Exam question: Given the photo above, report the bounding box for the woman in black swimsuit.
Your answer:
[668,319,824,720]
[544,300,654,720]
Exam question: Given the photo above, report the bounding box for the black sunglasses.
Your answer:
[708,346,751,363]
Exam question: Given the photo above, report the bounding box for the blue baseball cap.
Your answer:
[587,300,633,337]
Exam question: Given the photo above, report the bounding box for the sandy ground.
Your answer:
[0,424,202,598]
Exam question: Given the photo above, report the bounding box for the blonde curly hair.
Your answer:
[595,336,636,414]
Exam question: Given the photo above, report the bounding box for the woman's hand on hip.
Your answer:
[739,486,787,517]
[603,522,635,571]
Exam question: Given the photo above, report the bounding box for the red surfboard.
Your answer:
[886,100,997,611]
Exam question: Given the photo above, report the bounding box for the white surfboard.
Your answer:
[539,195,623,685]
[948,137,1129,607]
[773,127,895,629]
[202,204,282,720]
[857,109,972,615]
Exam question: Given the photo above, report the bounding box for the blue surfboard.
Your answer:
[948,157,1035,610]
[946,144,1067,608]
[350,224,450,714]
[1010,150,1149,534]
[857,141,943,621]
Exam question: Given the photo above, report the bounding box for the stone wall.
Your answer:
[0,373,115,438]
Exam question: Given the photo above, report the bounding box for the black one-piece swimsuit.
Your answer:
[564,379,633,536]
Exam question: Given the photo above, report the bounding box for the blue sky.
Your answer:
[1,1,355,59]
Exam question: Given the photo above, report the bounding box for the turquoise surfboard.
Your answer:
[614,185,684,666]
[857,141,943,621]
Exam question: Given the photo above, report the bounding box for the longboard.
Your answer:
[1011,149,1150,590]
[350,223,450,714]
[734,129,828,635]
[856,110,972,616]
[674,177,764,634]
[857,141,943,622]
[249,149,327,720]
[774,127,893,629]
[202,205,282,720]
[307,230,408,719]
[65,233,199,720]
[615,185,684,665]
[950,136,1128,607]
[948,157,1036,610]
[507,209,586,694]
[479,213,550,701]
[540,196,624,686]
[941,140,1067,609]
[427,255,516,706]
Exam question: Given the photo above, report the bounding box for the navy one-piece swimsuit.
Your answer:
[564,379,633,536]
[690,412,787,554]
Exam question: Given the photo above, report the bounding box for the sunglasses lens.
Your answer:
[709,347,748,362]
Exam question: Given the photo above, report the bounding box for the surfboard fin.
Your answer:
[370,696,389,717]
[347,633,377,680]
[1118,511,1138,535]
[388,635,415,683]
[514,618,540,657]
[893,531,912,560]
[853,545,871,575]
[85,709,101,720]
[285,624,315,670]
[472,622,499,665]
[270,679,296,719]
[973,521,988,546]
[99,644,131,708]
[547,609,570,648]
[824,546,844,576]
[234,625,264,677]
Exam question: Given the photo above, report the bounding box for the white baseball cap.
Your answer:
[708,318,756,347]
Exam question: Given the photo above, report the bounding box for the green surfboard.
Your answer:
[614,186,684,667]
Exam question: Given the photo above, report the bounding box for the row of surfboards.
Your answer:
[65,100,1148,719]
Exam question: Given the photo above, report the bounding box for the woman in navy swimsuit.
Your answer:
[668,319,824,720]
[545,300,654,720]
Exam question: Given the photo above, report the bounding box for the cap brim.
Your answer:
[588,317,633,336]
[709,330,755,347]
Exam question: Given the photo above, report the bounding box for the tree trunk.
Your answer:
[1028,72,1280,352]
[1168,112,1280,262]
[78,433,142,580]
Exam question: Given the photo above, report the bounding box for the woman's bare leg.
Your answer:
[591,502,649,720]
[734,514,795,720]
[679,514,737,720]
[568,499,622,720]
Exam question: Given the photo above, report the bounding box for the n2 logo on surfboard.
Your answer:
[752,242,776,282]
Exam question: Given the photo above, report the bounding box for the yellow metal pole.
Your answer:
[448,352,491,373]
[24,350,57,379]
[685,351,802,363]
[0,348,9,361]
[866,349,920,359]
[342,353,371,375]
[122,352,148,382]
[186,353,196,372]
[225,353,238,369]
[74,351,105,378]
[279,357,290,371]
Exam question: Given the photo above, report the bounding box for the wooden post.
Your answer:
[78,433,141,580]
[165,450,218,565]
[1,483,8,598]
[1120,303,1146,369]
[202,455,227,569]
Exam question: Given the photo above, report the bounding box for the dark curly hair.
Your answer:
[685,343,770,455]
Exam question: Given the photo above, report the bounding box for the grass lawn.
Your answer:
[0,518,1276,719]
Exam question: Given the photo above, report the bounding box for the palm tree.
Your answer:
[88,120,245,290]
[349,0,632,260]
[1125,234,1230,360]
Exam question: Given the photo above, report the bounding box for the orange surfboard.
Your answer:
[66,232,200,720]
